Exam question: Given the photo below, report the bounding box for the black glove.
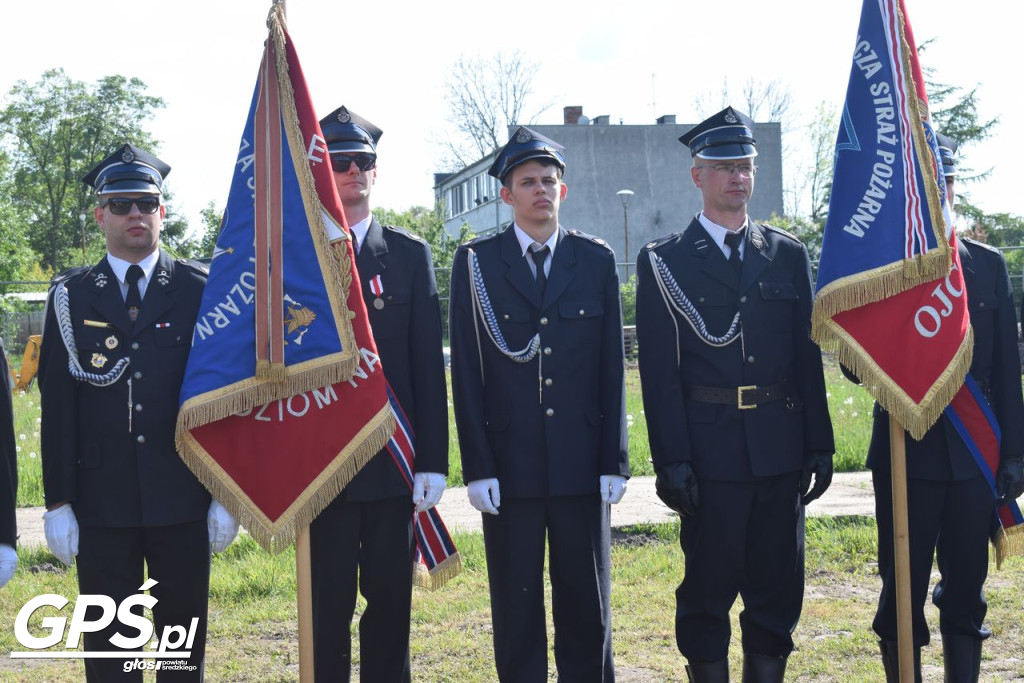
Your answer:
[996,457,1024,506]
[656,462,699,517]
[800,452,834,505]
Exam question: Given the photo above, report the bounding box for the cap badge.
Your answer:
[121,148,136,163]
[338,111,351,123]
[724,112,738,123]
[515,129,532,143]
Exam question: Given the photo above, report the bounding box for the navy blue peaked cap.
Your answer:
[679,106,757,159]
[488,126,566,181]
[82,144,169,195]
[319,105,382,154]
[936,132,958,177]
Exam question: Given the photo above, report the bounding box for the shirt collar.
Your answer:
[106,250,160,285]
[512,223,559,258]
[349,214,373,253]
[698,212,748,255]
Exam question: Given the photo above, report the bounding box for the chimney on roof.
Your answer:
[593,115,610,125]
[656,114,676,125]
[563,106,583,125]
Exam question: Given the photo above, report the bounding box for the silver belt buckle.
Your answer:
[737,385,757,410]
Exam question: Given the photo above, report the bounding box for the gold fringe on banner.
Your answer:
[414,553,464,591]
[814,318,973,441]
[176,405,395,553]
[993,522,1024,569]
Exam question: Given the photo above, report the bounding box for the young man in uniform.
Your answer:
[861,134,1024,681]
[309,106,449,682]
[449,126,629,681]
[635,107,835,682]
[39,144,238,680]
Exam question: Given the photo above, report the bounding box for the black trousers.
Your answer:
[310,495,415,683]
[481,494,614,683]
[675,475,804,662]
[76,521,210,682]
[872,468,993,646]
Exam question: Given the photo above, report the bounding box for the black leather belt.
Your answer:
[684,382,793,410]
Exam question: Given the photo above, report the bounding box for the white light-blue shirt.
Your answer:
[106,250,160,301]
[512,223,558,279]
[698,212,749,261]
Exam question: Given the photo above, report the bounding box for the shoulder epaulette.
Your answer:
[177,258,210,276]
[761,223,800,242]
[961,236,1000,254]
[382,224,426,244]
[640,232,682,253]
[463,231,501,248]
[565,228,612,251]
[49,265,90,289]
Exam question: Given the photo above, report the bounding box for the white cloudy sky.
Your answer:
[1,0,1017,233]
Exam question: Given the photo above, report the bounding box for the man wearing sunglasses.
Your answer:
[309,107,449,682]
[636,107,834,682]
[38,143,237,681]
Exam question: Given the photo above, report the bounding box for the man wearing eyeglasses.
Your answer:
[635,107,834,682]
[309,106,449,682]
[38,143,237,681]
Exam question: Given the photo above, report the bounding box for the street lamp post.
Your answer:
[616,189,634,281]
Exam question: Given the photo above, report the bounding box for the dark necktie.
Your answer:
[724,230,745,276]
[350,231,360,256]
[529,245,550,296]
[125,264,144,323]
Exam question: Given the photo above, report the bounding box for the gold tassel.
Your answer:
[993,523,1024,569]
[414,553,464,591]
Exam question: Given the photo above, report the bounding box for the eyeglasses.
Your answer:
[695,163,757,178]
[330,153,377,173]
[100,197,161,215]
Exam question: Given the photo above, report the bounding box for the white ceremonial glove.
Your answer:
[467,478,501,515]
[600,475,628,504]
[42,505,79,566]
[0,544,17,589]
[207,500,240,554]
[412,472,447,513]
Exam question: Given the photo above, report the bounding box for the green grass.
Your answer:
[12,362,874,507]
[2,520,1023,681]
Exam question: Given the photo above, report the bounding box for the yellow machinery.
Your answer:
[8,334,42,392]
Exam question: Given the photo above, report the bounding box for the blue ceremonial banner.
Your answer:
[174,5,394,550]
[813,0,950,316]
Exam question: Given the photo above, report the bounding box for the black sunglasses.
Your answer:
[330,153,376,173]
[101,197,161,215]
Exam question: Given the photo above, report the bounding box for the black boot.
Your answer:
[941,634,982,682]
[741,653,787,682]
[879,640,921,683]
[686,658,729,682]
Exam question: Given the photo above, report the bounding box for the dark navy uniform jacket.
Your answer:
[0,344,16,546]
[336,220,449,502]
[38,251,211,527]
[636,217,834,482]
[866,238,1024,478]
[449,226,629,499]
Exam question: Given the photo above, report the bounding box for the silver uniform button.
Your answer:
[579,309,585,316]
[545,408,555,417]
[134,404,143,412]
[133,371,143,380]
[540,317,549,325]
[131,342,140,350]
[136,435,146,444]
[503,314,510,320]
[544,378,553,387]
[747,355,756,364]
[739,296,747,303]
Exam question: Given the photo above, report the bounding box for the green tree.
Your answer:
[0,152,37,287]
[0,69,165,272]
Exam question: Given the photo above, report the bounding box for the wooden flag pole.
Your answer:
[889,419,914,682]
[296,528,314,682]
